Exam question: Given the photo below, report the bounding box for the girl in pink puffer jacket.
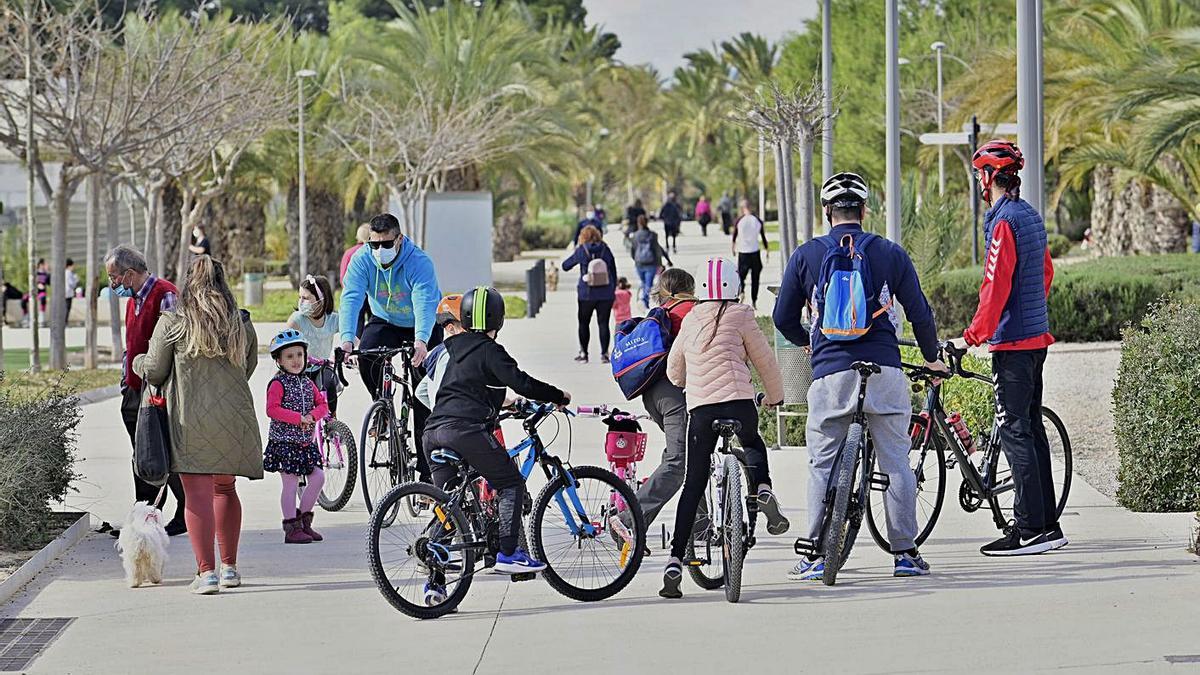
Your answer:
[658,257,788,599]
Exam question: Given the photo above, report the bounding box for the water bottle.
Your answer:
[946,412,976,455]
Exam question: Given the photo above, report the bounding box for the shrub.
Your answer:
[0,375,83,550]
[1047,233,1072,259]
[1113,300,1200,512]
[927,254,1200,342]
[521,221,574,251]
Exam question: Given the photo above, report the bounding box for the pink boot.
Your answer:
[283,517,312,544]
[299,511,323,542]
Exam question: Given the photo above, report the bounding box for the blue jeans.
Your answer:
[636,265,657,306]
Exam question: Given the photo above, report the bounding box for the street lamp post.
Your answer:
[885,0,901,243]
[821,0,833,182]
[931,41,946,196]
[1016,0,1045,214]
[296,69,317,280]
[758,135,766,218]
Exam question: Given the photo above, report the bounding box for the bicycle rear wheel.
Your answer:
[366,482,475,620]
[721,455,745,603]
[318,419,358,512]
[687,486,723,590]
[866,414,947,551]
[360,401,401,527]
[530,465,646,602]
[822,423,863,586]
[989,406,1072,521]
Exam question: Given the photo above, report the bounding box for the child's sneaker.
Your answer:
[494,549,547,574]
[757,489,791,535]
[191,570,220,595]
[659,560,683,599]
[787,557,824,581]
[219,564,241,588]
[893,552,931,577]
[423,582,447,606]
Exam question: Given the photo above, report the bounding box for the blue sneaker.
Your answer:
[787,557,824,581]
[494,549,547,574]
[423,582,447,606]
[894,552,931,577]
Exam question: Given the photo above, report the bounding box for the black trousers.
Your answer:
[120,387,185,521]
[720,211,733,236]
[737,251,764,305]
[670,399,771,559]
[993,348,1057,535]
[424,422,524,555]
[577,299,613,355]
[358,319,443,482]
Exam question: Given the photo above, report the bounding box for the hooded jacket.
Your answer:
[338,237,440,345]
[425,332,569,430]
[561,241,618,302]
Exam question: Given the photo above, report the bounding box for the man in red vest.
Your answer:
[104,245,186,537]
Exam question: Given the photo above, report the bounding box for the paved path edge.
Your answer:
[0,513,92,608]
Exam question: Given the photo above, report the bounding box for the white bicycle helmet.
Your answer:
[695,257,741,301]
[820,172,870,208]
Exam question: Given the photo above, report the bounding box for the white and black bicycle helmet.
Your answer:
[820,172,870,209]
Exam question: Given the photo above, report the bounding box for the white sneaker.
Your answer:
[219,564,241,588]
[191,570,220,595]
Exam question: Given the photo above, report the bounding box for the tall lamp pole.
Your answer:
[296,69,317,280]
[821,0,833,182]
[885,0,901,243]
[931,41,946,196]
[1016,0,1044,214]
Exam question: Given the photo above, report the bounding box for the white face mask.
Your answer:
[193,229,202,239]
[298,300,320,317]
[373,245,398,267]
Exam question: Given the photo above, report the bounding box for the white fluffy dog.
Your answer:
[116,502,170,588]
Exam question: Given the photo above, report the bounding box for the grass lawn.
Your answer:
[4,347,83,373]
[0,365,120,402]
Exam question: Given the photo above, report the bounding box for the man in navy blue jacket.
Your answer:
[773,172,947,582]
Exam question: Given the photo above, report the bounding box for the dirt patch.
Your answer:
[1043,343,1122,500]
[0,513,80,584]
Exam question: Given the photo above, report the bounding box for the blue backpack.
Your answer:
[610,307,673,400]
[816,232,892,341]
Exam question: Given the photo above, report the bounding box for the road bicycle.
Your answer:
[864,341,1072,551]
[792,363,892,586]
[336,345,423,526]
[366,400,647,619]
[575,405,650,514]
[684,395,770,603]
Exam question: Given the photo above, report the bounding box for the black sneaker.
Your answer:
[1043,524,1068,551]
[573,352,588,363]
[980,527,1054,557]
[659,561,683,599]
[165,519,188,537]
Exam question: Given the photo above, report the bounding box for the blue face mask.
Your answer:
[113,285,134,298]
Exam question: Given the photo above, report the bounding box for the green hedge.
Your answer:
[927,254,1200,342]
[1114,300,1200,512]
[1047,233,1072,259]
[521,221,574,251]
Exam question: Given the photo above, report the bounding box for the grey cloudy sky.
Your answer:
[583,0,819,76]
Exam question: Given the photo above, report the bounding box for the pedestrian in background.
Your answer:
[562,225,617,364]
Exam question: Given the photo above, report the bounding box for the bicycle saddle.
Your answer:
[429,448,464,465]
[851,361,882,376]
[712,419,742,437]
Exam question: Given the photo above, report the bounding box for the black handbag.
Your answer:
[134,385,172,486]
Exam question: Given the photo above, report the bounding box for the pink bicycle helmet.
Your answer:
[695,257,740,301]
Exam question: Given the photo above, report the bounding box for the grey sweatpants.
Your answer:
[630,378,689,527]
[805,367,917,552]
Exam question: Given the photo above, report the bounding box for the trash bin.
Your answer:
[767,284,810,450]
[243,272,265,307]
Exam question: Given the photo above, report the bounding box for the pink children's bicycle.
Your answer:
[577,405,650,513]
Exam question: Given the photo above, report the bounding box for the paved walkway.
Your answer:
[4,222,1199,673]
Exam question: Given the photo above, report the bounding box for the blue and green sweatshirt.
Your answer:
[338,237,441,345]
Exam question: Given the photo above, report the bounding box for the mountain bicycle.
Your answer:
[366,400,647,619]
[336,345,423,526]
[865,341,1072,551]
[792,364,892,586]
[684,394,770,603]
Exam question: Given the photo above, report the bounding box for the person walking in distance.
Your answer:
[659,191,683,253]
[718,193,735,236]
[104,245,186,537]
[630,215,672,308]
[731,199,770,308]
[562,225,618,363]
[695,194,712,237]
[613,277,633,325]
[965,140,1066,557]
[133,255,262,594]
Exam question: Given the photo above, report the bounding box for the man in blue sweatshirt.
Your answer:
[773,172,947,582]
[340,213,442,481]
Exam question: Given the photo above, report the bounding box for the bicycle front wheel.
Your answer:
[366,482,476,620]
[687,484,723,590]
[318,419,358,512]
[823,423,863,586]
[989,406,1073,521]
[866,414,947,551]
[721,454,745,603]
[530,465,646,602]
[360,401,401,526]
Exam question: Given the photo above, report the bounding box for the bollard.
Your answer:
[243,272,265,307]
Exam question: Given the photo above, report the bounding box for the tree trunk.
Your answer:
[782,137,798,256]
[798,133,815,243]
[159,182,183,282]
[285,183,342,287]
[443,165,482,191]
[106,178,122,361]
[1091,165,1189,256]
[49,178,71,370]
[84,174,99,369]
[494,197,526,262]
[771,140,790,257]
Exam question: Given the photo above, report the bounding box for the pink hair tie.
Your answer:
[304,274,324,303]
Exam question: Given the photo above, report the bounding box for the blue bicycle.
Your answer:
[366,401,647,619]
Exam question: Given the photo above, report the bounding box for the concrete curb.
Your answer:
[0,513,92,607]
[75,384,121,406]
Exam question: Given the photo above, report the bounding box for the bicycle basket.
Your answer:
[605,431,647,463]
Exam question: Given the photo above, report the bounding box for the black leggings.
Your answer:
[670,399,771,560]
[737,251,763,305]
[577,299,613,354]
[424,423,524,555]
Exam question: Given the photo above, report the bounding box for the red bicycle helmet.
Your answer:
[972,140,1024,200]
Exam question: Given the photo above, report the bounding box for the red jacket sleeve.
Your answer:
[1043,247,1054,297]
[964,220,1017,346]
[266,380,304,425]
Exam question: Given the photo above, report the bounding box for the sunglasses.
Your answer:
[367,238,398,250]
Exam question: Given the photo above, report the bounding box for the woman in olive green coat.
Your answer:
[133,255,261,595]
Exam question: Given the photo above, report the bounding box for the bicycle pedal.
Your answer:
[870,472,891,491]
[746,536,757,550]
[510,572,537,582]
[793,537,819,557]
[683,557,709,566]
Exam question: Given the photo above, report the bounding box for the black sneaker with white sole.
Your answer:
[980,527,1055,556]
[659,561,683,599]
[1043,525,1068,551]
[757,489,790,536]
